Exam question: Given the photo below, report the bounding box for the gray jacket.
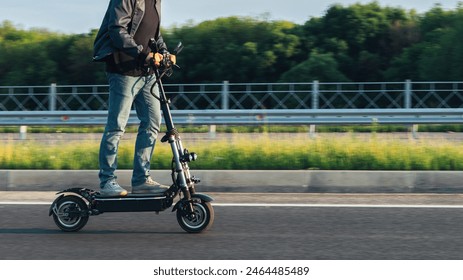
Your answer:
[93,0,167,62]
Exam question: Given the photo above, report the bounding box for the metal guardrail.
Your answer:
[2,80,463,111]
[1,109,463,126]
[1,81,463,126]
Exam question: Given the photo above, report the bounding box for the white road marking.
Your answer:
[213,203,463,208]
[213,203,463,209]
[2,201,463,209]
[0,202,51,205]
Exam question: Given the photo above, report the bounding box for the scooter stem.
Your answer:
[152,68,193,204]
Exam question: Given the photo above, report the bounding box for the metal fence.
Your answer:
[2,80,463,111]
[1,80,463,126]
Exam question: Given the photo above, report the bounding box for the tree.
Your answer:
[2,2,463,86]
[385,4,463,81]
[164,17,301,83]
[383,44,423,81]
[416,6,463,81]
[279,51,349,82]
[66,31,106,84]
[300,2,419,81]
[0,21,60,85]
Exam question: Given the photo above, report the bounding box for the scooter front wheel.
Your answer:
[52,196,89,232]
[176,200,214,233]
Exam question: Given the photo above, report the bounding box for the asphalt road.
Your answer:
[1,192,463,260]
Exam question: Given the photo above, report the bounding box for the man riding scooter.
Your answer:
[93,0,175,197]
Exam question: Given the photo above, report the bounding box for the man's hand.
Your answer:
[154,53,164,67]
[144,52,161,66]
[146,52,176,67]
[160,52,176,68]
[169,54,176,65]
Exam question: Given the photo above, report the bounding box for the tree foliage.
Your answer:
[1,2,463,86]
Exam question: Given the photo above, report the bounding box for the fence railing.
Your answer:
[1,81,463,127]
[2,80,463,112]
[1,109,462,126]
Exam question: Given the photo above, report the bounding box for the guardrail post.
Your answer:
[221,80,229,110]
[312,80,319,110]
[215,81,230,138]
[19,125,27,140]
[404,80,418,138]
[49,83,57,111]
[209,124,217,139]
[404,79,412,109]
[411,124,419,139]
[310,81,319,138]
[309,124,316,139]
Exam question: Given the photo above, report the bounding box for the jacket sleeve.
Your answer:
[107,0,143,58]
[155,34,168,53]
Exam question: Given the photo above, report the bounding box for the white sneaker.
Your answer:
[100,179,128,197]
[132,177,169,194]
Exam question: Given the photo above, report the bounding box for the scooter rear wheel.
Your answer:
[176,200,214,233]
[52,196,89,232]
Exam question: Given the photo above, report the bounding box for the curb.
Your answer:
[1,170,463,193]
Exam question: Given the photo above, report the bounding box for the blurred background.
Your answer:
[1,1,463,171]
[2,1,463,85]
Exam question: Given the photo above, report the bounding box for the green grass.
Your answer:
[1,134,463,170]
[2,124,463,134]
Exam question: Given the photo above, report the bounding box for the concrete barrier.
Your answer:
[1,170,463,193]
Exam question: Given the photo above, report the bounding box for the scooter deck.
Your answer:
[94,193,172,213]
[95,193,167,199]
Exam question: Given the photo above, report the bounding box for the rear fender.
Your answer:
[48,188,95,216]
[49,194,65,216]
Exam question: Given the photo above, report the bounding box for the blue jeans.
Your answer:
[99,72,162,187]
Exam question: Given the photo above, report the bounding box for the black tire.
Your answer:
[52,196,89,232]
[176,200,214,233]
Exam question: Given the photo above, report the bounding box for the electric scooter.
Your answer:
[49,42,214,233]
